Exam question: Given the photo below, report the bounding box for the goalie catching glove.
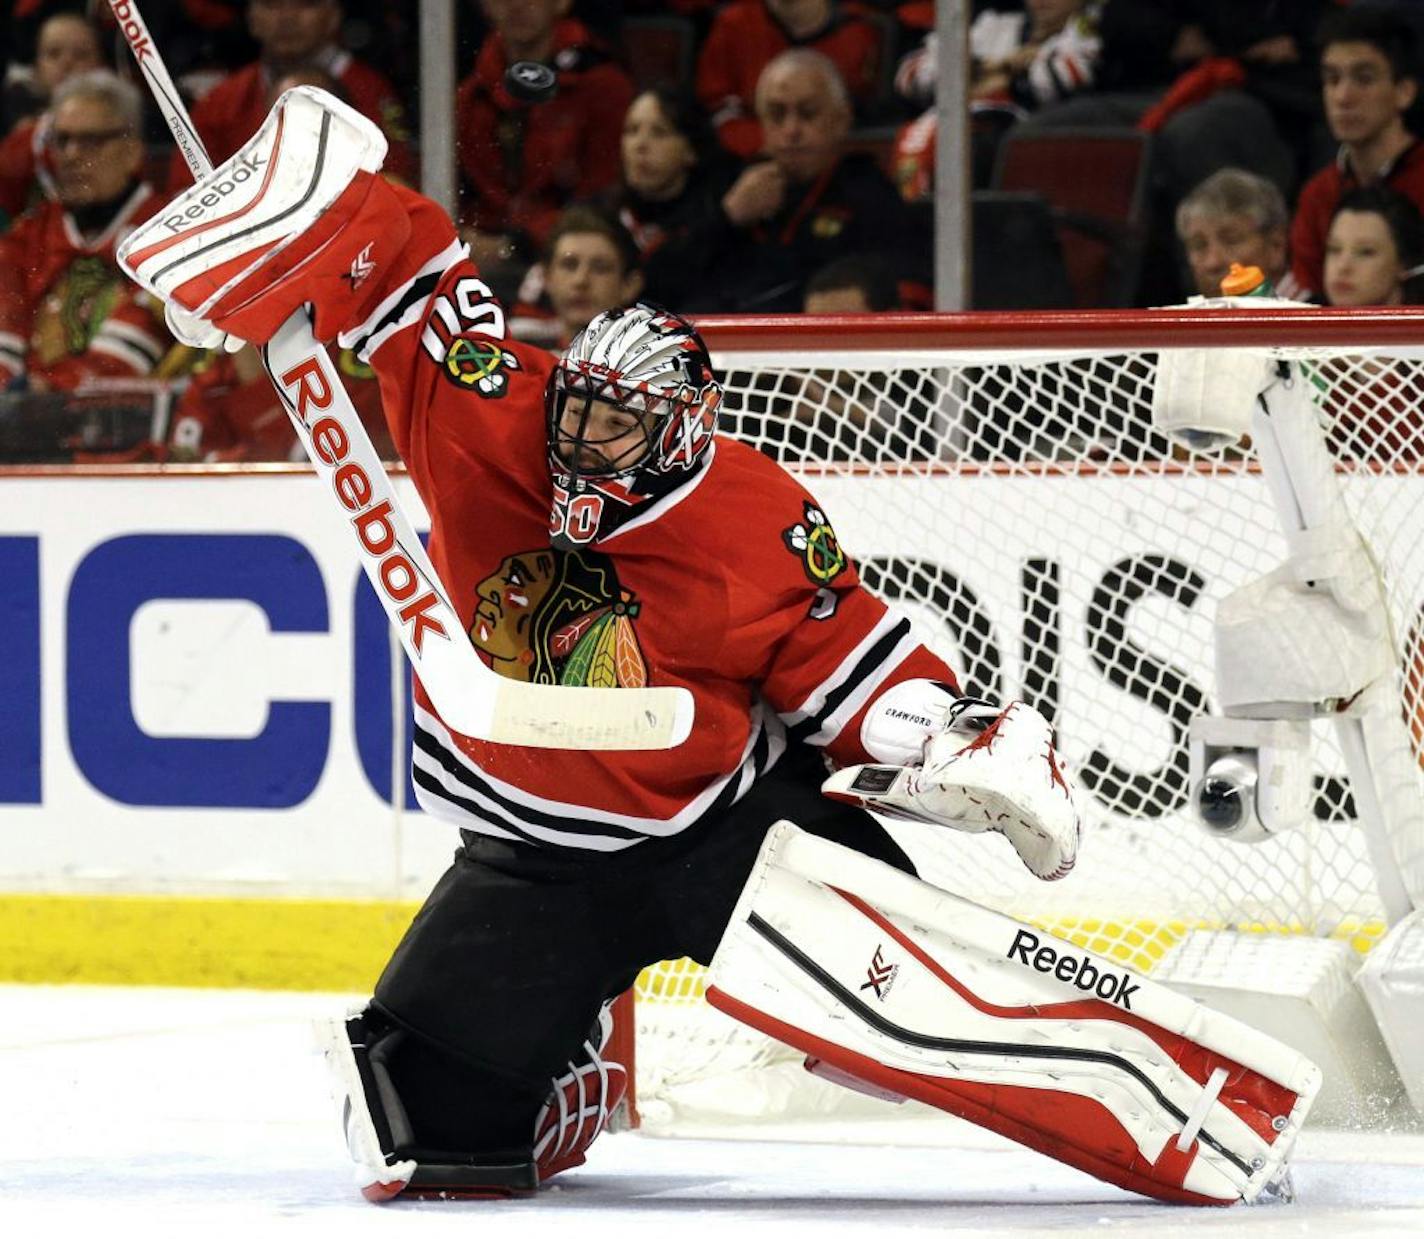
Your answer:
[824,681,1080,881]
[117,85,412,346]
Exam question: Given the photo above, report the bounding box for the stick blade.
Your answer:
[483,681,694,750]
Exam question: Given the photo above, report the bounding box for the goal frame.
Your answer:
[611,305,1424,1134]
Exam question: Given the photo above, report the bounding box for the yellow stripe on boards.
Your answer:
[0,897,1387,997]
[0,895,418,990]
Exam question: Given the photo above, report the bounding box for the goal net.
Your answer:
[617,307,1424,1130]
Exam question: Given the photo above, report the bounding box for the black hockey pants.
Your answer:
[368,742,915,1158]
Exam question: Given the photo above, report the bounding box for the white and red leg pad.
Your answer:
[316,1009,539,1202]
[532,1003,628,1182]
[316,1011,419,1203]
[706,822,1322,1206]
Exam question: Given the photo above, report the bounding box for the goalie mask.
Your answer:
[546,303,722,548]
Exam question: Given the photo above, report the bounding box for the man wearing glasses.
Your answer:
[0,70,169,392]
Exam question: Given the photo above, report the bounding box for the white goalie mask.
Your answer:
[545,303,722,547]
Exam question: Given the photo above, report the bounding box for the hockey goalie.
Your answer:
[117,87,1320,1207]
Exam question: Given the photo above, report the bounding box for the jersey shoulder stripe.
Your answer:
[340,237,466,359]
[782,612,910,739]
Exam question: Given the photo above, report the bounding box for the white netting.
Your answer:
[629,323,1424,1125]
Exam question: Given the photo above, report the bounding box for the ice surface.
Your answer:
[2,984,1423,1237]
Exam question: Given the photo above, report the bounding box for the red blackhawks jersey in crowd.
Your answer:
[456,17,634,252]
[0,184,168,389]
[169,347,392,462]
[335,188,957,852]
[1291,140,1424,298]
[697,0,882,159]
[168,50,416,194]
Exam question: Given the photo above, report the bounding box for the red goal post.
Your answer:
[697,305,1424,351]
[608,306,1424,1131]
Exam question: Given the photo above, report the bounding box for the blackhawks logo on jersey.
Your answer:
[469,547,649,688]
[782,501,847,586]
[31,255,121,366]
[443,334,520,397]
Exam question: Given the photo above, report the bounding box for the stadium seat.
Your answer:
[991,128,1151,308]
[843,125,898,180]
[970,192,1074,310]
[859,9,903,124]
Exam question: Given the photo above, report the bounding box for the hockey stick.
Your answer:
[105,0,692,749]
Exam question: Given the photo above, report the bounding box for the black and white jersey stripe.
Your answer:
[91,319,164,373]
[339,239,465,362]
[780,611,919,748]
[0,330,24,372]
[412,699,786,851]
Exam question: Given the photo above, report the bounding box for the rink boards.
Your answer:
[0,466,1419,987]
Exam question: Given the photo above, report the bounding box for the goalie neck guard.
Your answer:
[546,303,722,548]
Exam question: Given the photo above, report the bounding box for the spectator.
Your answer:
[604,87,738,310]
[697,0,883,160]
[456,0,634,279]
[684,49,928,313]
[0,71,169,392]
[969,0,1103,110]
[802,253,898,314]
[1017,0,1327,304]
[1318,185,1424,463]
[0,11,104,226]
[3,9,104,128]
[166,343,392,461]
[1291,7,1424,301]
[512,205,644,348]
[169,0,415,192]
[893,1,1103,197]
[1176,168,1304,299]
[789,255,926,458]
[1322,184,1424,308]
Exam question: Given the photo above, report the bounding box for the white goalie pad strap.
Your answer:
[531,1004,627,1180]
[1214,562,1393,713]
[1151,346,1274,450]
[707,823,1321,1206]
[118,85,387,317]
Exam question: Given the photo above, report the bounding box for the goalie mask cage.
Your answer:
[610,307,1424,1131]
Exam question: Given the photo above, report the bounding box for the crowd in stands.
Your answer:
[3,0,1424,464]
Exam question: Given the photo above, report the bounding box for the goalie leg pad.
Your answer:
[707,823,1321,1206]
[316,1007,539,1202]
[318,1001,626,1201]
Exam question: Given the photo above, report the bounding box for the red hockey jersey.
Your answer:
[168,51,416,194]
[455,18,634,252]
[169,345,392,462]
[697,0,882,159]
[0,184,168,390]
[336,188,956,852]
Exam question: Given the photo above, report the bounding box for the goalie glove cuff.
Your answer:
[860,678,972,765]
[165,301,245,353]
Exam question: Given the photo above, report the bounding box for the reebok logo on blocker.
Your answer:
[163,150,270,231]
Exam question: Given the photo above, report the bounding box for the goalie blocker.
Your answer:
[708,823,1320,1206]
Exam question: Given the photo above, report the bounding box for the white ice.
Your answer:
[3,984,1423,1238]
